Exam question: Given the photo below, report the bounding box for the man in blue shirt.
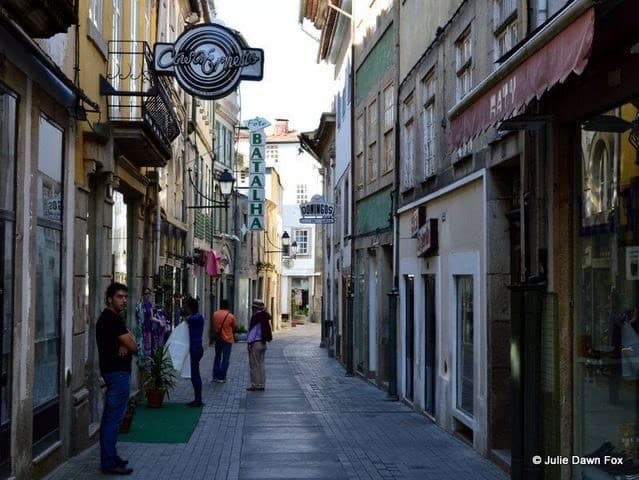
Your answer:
[183,296,204,407]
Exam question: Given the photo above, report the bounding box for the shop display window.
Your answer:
[575,101,639,477]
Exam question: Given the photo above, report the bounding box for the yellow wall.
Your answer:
[75,0,158,184]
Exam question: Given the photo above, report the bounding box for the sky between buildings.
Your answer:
[215,0,335,133]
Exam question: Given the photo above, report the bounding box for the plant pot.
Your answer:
[234,333,247,343]
[146,389,165,408]
[118,410,134,433]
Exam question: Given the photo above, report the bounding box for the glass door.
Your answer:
[0,89,17,471]
[424,275,436,416]
[0,221,12,468]
[456,275,474,417]
[405,275,415,401]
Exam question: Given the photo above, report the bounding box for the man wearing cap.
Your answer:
[246,299,273,391]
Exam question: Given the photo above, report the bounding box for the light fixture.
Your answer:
[219,169,235,199]
[265,232,297,258]
[186,168,236,210]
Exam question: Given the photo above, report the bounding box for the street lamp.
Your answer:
[187,167,236,209]
[218,168,235,199]
[265,232,297,258]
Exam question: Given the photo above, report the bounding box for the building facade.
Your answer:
[300,0,353,361]
[304,0,639,478]
[265,120,324,329]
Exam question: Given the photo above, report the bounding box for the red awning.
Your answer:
[449,7,594,150]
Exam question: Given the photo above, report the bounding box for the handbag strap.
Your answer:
[219,312,230,331]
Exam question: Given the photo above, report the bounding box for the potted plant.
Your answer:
[143,345,177,408]
[118,397,139,433]
[234,324,248,343]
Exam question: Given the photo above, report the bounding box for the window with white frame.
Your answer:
[493,0,518,63]
[367,98,378,182]
[266,144,279,163]
[455,29,472,102]
[296,184,308,205]
[294,229,309,255]
[421,71,436,178]
[382,84,394,174]
[89,0,103,31]
[401,94,415,191]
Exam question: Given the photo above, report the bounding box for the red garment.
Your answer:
[206,251,220,276]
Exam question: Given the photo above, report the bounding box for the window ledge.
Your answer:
[32,440,62,465]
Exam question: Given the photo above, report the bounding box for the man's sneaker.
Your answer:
[187,400,204,407]
[115,457,129,467]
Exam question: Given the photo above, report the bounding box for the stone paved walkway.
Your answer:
[46,323,507,479]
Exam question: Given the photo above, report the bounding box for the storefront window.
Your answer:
[456,275,474,417]
[0,94,16,212]
[0,90,17,432]
[34,227,61,406]
[34,115,63,447]
[575,102,639,470]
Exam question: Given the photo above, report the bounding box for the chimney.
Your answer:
[274,118,289,136]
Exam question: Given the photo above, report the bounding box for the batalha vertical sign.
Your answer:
[153,23,264,100]
[247,117,269,231]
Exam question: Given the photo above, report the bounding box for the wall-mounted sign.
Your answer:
[416,218,438,257]
[246,117,270,131]
[153,23,264,100]
[299,195,335,224]
[247,118,266,231]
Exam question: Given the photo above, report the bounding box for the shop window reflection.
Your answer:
[576,101,639,471]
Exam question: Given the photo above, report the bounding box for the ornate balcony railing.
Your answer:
[2,0,77,38]
[100,41,180,167]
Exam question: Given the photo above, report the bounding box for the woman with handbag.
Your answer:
[246,299,273,391]
[211,299,236,383]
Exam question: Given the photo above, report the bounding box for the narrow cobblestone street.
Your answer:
[47,324,507,480]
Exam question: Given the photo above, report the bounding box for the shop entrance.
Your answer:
[290,277,309,324]
[423,274,436,417]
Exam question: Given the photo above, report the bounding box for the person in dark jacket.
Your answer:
[246,299,273,391]
[183,296,204,407]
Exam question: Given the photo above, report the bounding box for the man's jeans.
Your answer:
[100,371,130,469]
[190,345,204,402]
[213,341,233,381]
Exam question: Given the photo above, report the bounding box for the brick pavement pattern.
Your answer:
[46,323,507,479]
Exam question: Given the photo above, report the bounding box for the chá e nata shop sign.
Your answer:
[247,117,269,231]
[153,23,264,100]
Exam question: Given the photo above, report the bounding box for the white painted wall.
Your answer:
[397,175,488,454]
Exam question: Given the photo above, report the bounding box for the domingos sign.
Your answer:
[299,195,335,224]
[247,117,270,231]
[153,23,264,100]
